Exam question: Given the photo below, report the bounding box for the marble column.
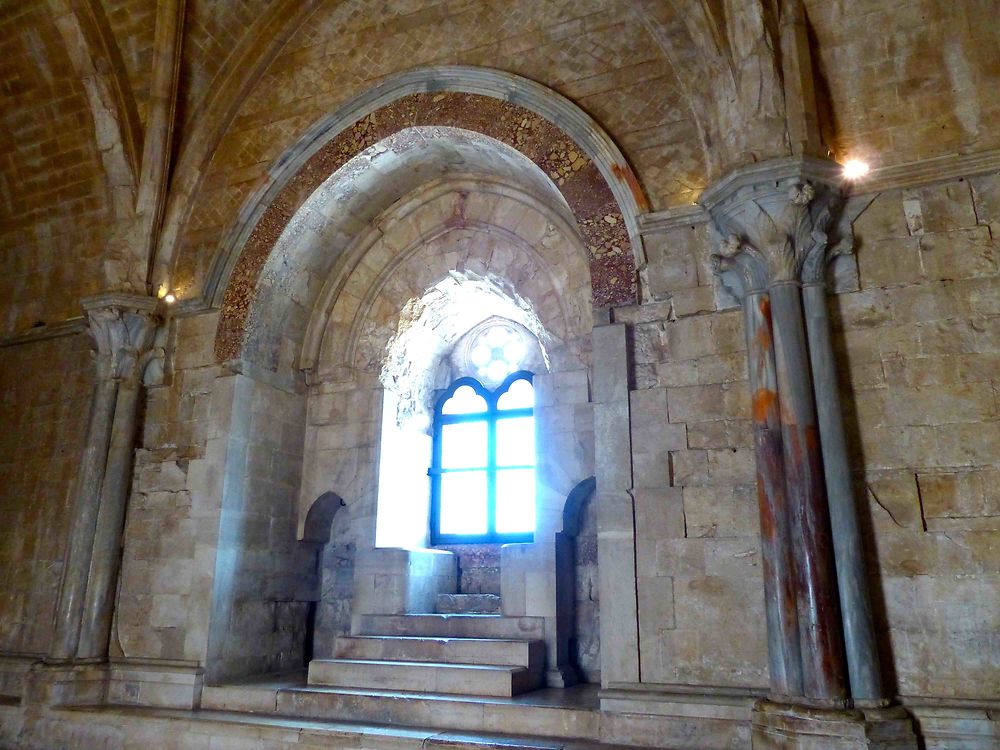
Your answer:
[713,251,802,699]
[702,158,919,749]
[49,293,159,663]
[704,159,852,704]
[801,252,883,703]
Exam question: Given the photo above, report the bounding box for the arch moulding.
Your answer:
[204,67,650,362]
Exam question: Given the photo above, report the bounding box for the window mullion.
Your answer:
[487,396,497,538]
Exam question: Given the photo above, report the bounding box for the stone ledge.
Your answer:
[751,699,918,750]
[599,684,759,749]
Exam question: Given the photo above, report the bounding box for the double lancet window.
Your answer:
[429,373,536,544]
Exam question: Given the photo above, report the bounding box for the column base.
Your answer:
[545,664,578,688]
[752,699,919,749]
[108,661,204,709]
[23,663,109,706]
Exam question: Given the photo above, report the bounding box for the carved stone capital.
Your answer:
[81,293,161,383]
[701,158,854,299]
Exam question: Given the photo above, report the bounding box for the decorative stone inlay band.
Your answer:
[214,91,639,362]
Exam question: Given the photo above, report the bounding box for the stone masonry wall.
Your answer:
[0,333,93,658]
[839,174,999,699]
[115,311,317,680]
[312,531,355,661]
[618,285,768,689]
[572,490,600,684]
[203,373,313,682]
[115,312,221,663]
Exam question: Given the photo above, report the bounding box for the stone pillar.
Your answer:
[715,258,802,699]
[768,275,846,703]
[49,294,159,664]
[703,158,917,748]
[801,255,883,703]
[591,321,639,687]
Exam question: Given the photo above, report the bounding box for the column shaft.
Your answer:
[768,281,847,702]
[50,375,119,661]
[802,283,883,701]
[77,377,144,659]
[743,291,804,698]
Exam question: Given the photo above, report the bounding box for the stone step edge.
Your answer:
[438,591,500,601]
[204,682,596,709]
[361,614,514,619]
[311,658,530,672]
[199,684,602,740]
[341,635,543,645]
[63,704,571,750]
[355,614,546,632]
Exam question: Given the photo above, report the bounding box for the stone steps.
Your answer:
[335,635,544,669]
[59,701,603,750]
[200,681,601,740]
[316,612,548,698]
[308,658,536,697]
[436,593,502,614]
[354,614,545,640]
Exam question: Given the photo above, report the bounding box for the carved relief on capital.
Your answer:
[704,165,854,300]
[82,294,161,384]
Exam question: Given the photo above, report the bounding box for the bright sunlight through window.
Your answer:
[430,371,536,544]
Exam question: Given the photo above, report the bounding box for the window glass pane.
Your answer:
[441,385,487,415]
[441,421,487,469]
[495,468,535,534]
[497,378,534,410]
[496,416,534,467]
[439,471,488,535]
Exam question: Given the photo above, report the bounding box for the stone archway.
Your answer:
[208,68,650,366]
[200,75,646,690]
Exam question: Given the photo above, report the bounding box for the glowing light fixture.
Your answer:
[163,293,177,304]
[841,159,870,180]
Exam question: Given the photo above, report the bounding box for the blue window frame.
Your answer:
[429,371,536,544]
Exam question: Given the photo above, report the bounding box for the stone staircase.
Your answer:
[308,597,545,698]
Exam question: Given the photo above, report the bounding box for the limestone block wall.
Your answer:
[535,370,596,539]
[572,491,600,684]
[0,334,93,659]
[298,380,382,547]
[115,311,316,683]
[312,530,355,660]
[616,288,769,689]
[115,313,221,663]
[201,373,312,682]
[837,174,999,699]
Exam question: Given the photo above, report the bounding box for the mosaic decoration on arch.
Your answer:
[215,92,639,361]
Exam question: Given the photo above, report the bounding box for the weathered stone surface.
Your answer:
[752,700,918,749]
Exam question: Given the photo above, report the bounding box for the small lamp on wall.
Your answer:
[841,159,870,180]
